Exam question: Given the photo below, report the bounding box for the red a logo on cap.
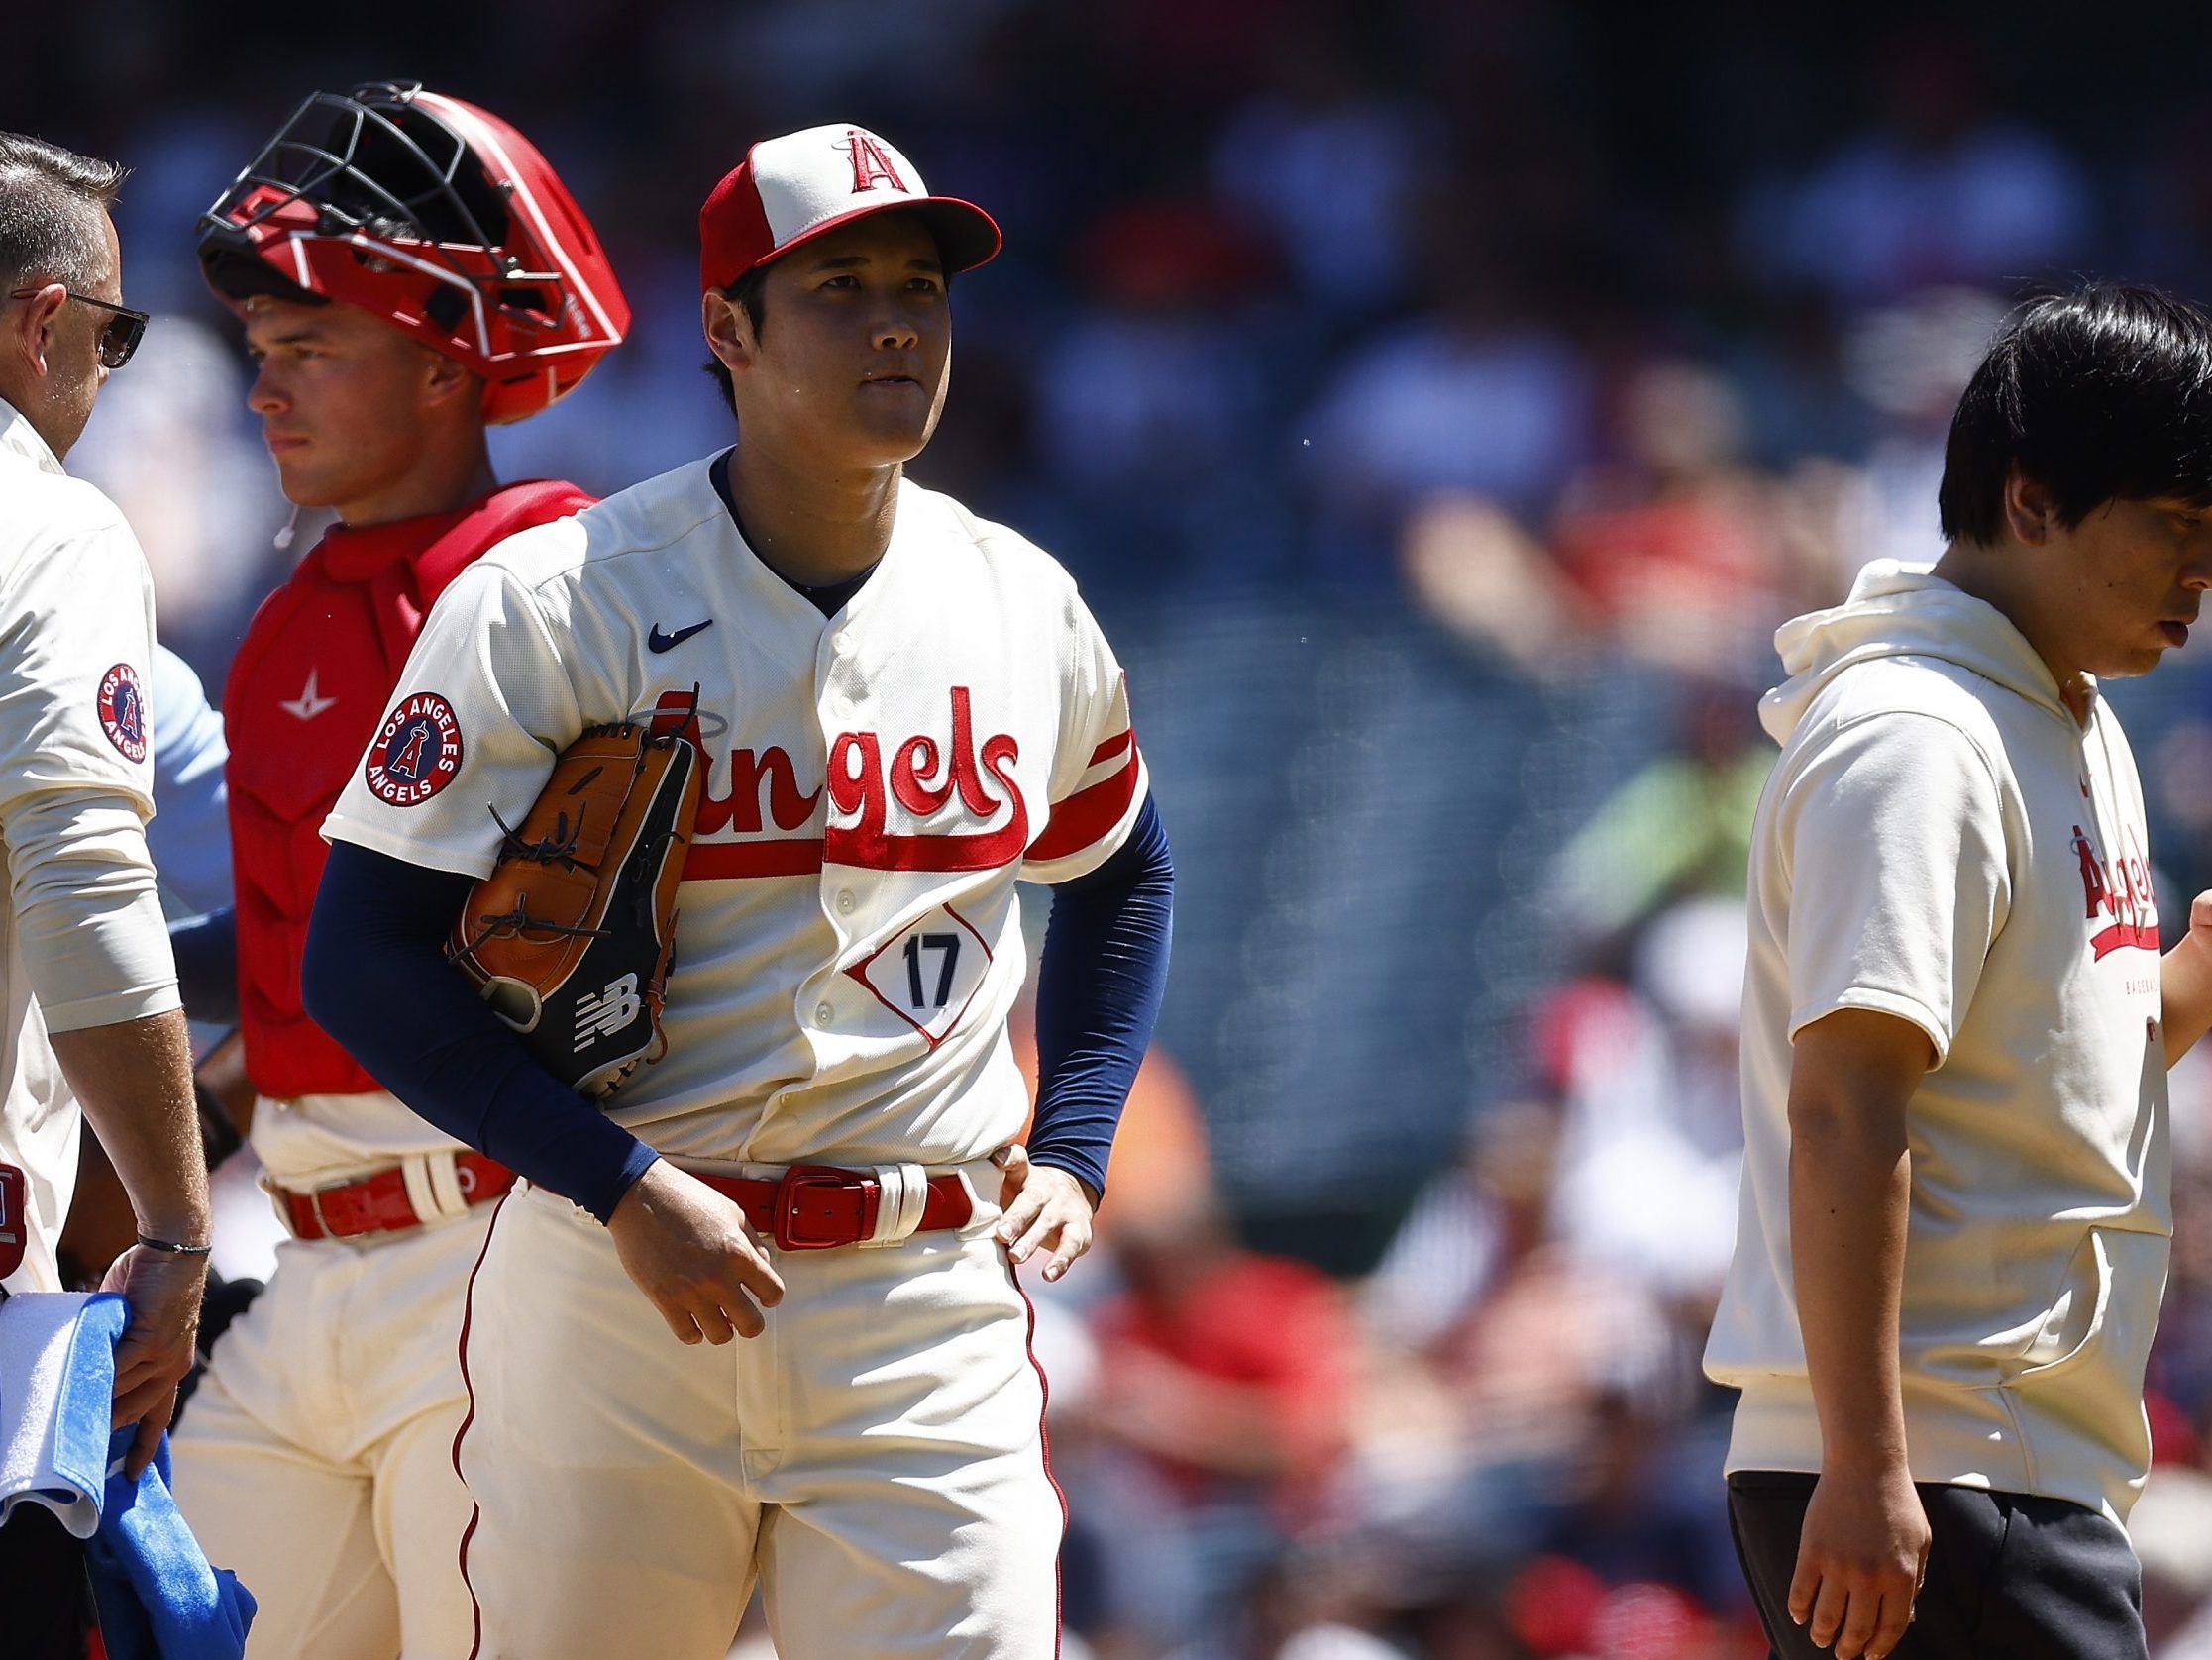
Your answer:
[844,132,908,195]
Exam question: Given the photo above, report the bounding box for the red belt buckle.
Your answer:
[774,1165,863,1251]
[319,1180,374,1237]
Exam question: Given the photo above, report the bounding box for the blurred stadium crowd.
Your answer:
[29,1,2212,1655]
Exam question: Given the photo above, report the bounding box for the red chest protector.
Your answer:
[226,479,593,1100]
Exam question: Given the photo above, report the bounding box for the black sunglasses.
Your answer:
[9,286,150,369]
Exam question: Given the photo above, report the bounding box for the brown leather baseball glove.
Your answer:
[447,715,701,1097]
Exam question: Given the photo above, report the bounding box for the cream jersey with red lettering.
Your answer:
[323,457,1147,1169]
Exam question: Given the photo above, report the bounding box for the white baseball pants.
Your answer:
[170,1213,485,1658]
[456,1170,1064,1659]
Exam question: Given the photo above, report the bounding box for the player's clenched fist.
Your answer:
[607,1160,786,1344]
[1787,1464,1930,1660]
[993,1143,1097,1283]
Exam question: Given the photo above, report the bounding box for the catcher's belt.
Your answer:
[263,1151,515,1241]
[448,714,702,1097]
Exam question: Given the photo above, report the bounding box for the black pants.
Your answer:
[0,1503,91,1660]
[1728,1471,2147,1659]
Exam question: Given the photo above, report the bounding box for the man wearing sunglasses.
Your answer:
[7,286,145,373]
[0,132,215,1658]
[6,286,145,376]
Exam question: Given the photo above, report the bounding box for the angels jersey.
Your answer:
[324,457,1147,1170]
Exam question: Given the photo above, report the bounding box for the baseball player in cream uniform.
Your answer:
[304,123,1174,1658]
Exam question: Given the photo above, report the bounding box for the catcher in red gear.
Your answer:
[163,81,627,1660]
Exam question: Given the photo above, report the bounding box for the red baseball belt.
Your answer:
[271,1152,516,1241]
[690,1163,973,1251]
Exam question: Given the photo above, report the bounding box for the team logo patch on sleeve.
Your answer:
[365,692,465,806]
[96,663,148,763]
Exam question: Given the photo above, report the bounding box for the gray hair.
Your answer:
[0,132,126,293]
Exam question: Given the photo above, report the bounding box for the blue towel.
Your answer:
[0,1291,255,1658]
[87,1428,257,1660]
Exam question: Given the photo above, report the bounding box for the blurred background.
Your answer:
[27,1,2212,1655]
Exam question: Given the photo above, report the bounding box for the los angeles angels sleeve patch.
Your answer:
[96,662,148,763]
[364,692,466,806]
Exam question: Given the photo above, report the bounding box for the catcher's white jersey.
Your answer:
[0,407,172,1293]
[325,456,1147,1170]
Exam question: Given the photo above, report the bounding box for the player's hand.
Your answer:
[991,1143,1096,1284]
[101,1243,208,1479]
[2156,890,2212,1066]
[1788,1462,1930,1660]
[606,1159,786,1346]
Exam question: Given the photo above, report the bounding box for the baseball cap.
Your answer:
[698,123,1001,295]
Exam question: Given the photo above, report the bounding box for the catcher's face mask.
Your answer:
[198,80,628,425]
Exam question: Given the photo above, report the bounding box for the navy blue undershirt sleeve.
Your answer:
[302,842,660,1222]
[1027,794,1173,1203]
[167,905,238,1026]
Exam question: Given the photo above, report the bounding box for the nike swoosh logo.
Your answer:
[279,668,339,721]
[648,619,713,653]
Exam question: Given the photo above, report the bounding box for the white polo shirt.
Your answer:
[325,457,1147,1173]
[0,404,178,1292]
[1707,562,2170,1525]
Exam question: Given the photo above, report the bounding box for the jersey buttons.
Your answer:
[830,630,853,656]
[835,889,857,915]
[814,1001,836,1027]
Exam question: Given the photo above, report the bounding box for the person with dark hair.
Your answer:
[1937,284,2212,547]
[1708,282,2212,1660]
[161,83,627,1658]
[301,121,1171,1657]
[0,131,213,1658]
[702,263,771,413]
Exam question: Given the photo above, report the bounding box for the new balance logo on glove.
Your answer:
[575,975,643,1050]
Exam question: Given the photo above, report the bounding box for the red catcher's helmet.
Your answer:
[198,81,629,425]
